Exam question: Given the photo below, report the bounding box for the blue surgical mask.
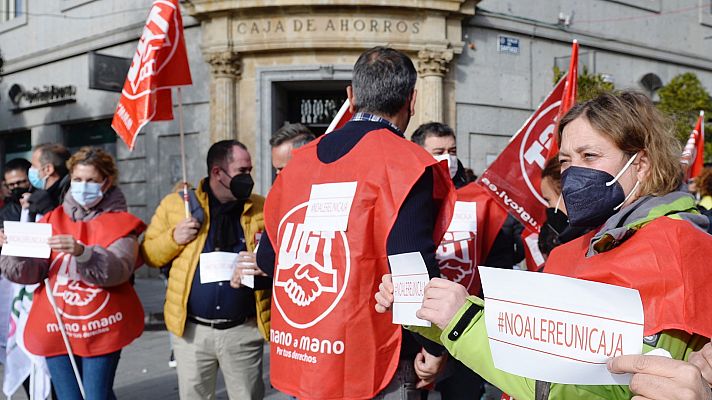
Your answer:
[70,181,104,209]
[561,154,640,228]
[28,167,46,189]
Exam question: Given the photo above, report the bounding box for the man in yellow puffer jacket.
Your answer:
[141,140,270,400]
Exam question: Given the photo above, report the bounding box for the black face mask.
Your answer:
[537,207,568,256]
[10,186,30,200]
[229,174,254,200]
[561,166,626,228]
[545,207,568,233]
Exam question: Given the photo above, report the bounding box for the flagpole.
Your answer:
[44,278,85,400]
[28,363,33,400]
[177,87,191,219]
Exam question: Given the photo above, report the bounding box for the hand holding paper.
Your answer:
[388,252,431,327]
[230,251,266,289]
[417,278,469,330]
[374,274,395,313]
[1,222,52,259]
[47,235,83,257]
[608,355,711,400]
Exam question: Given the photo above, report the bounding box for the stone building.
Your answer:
[1,0,712,221]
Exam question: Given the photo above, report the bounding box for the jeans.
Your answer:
[45,350,121,400]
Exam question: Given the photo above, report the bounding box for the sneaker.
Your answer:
[168,350,177,368]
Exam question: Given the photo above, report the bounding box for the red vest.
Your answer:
[265,129,455,399]
[25,207,146,357]
[545,217,712,338]
[437,183,508,294]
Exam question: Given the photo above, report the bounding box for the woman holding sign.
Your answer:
[0,147,145,400]
[375,90,712,399]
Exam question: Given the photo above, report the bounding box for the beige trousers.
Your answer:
[173,319,265,400]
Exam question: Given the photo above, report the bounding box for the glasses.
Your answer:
[5,179,29,189]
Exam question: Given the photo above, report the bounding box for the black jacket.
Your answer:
[28,174,70,220]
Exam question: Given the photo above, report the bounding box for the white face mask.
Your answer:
[433,154,458,179]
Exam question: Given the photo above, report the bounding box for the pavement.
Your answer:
[0,278,289,400]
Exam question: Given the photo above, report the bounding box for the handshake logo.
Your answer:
[274,205,350,329]
[50,252,109,319]
[437,231,477,291]
[276,226,339,307]
[280,260,338,307]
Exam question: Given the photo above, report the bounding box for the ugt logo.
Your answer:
[518,100,561,207]
[124,0,182,98]
[50,252,110,320]
[437,232,477,291]
[273,202,350,329]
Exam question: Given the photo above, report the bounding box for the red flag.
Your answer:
[111,0,192,150]
[477,77,568,234]
[547,40,578,159]
[325,99,353,134]
[682,111,705,180]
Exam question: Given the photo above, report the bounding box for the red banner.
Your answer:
[111,0,192,150]
[681,111,705,180]
[548,40,579,159]
[477,77,568,233]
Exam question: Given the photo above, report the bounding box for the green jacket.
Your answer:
[412,193,709,400]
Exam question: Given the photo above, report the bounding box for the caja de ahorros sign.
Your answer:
[8,83,77,112]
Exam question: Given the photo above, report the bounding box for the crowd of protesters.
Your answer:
[1,46,712,400]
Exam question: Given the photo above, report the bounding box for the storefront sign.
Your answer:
[236,17,421,36]
[88,52,132,93]
[8,83,77,112]
[230,15,425,51]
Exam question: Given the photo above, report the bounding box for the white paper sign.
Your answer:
[389,252,431,327]
[199,252,237,284]
[523,232,545,267]
[447,201,477,233]
[240,270,255,289]
[303,182,357,232]
[1,222,52,259]
[480,266,644,385]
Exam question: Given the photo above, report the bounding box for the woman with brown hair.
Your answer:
[0,146,145,400]
[374,90,712,399]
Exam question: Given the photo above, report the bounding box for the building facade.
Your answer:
[458,0,712,173]
[1,0,712,222]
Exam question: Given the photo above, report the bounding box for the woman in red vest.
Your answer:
[0,146,145,400]
[375,90,712,399]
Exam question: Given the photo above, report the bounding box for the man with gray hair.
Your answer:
[269,123,316,174]
[256,46,455,399]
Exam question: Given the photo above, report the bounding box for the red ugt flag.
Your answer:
[477,77,568,234]
[547,40,579,159]
[111,0,192,150]
[681,111,705,180]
